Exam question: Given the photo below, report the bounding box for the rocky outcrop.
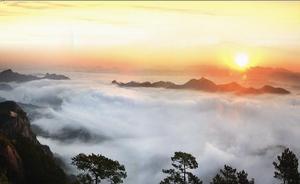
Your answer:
[0,134,24,184]
[0,101,67,184]
[0,69,70,83]
[0,101,37,143]
[112,78,290,95]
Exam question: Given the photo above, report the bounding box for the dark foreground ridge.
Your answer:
[0,69,70,83]
[112,77,290,95]
[0,101,67,184]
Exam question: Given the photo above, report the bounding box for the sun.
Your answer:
[234,53,249,69]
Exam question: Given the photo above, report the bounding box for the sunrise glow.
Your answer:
[0,1,299,71]
[235,53,249,69]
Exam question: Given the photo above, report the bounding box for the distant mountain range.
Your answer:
[245,67,300,84]
[112,77,290,95]
[31,124,107,143]
[0,69,70,83]
[186,66,300,87]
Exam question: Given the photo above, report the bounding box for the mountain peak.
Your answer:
[200,77,209,80]
[0,101,36,142]
[183,77,217,91]
[1,69,13,73]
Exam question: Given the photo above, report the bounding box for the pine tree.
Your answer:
[211,165,254,184]
[72,153,127,184]
[219,165,238,184]
[160,151,202,184]
[237,170,254,184]
[273,148,300,184]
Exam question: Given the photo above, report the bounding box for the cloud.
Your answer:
[130,5,216,16]
[4,2,75,10]
[0,72,300,184]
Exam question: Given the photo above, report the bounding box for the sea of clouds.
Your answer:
[0,71,300,184]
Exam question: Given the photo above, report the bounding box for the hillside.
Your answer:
[0,101,67,184]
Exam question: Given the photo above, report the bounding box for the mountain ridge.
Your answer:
[112,78,290,95]
[0,69,70,83]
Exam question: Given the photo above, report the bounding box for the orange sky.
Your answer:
[0,1,300,72]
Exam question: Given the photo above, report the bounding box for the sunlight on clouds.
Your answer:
[0,1,300,70]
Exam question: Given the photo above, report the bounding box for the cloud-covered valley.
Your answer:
[0,72,300,184]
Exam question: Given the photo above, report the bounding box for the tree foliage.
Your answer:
[160,151,202,184]
[211,165,254,184]
[273,148,300,184]
[0,171,10,184]
[72,153,127,184]
[237,170,255,184]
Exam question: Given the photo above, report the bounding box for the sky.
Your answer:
[0,1,300,71]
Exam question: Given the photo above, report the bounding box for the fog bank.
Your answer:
[0,72,299,184]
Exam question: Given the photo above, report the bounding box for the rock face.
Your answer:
[0,134,24,184]
[112,78,290,95]
[0,101,37,142]
[0,69,70,83]
[0,101,67,184]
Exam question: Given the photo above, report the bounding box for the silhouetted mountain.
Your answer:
[0,101,67,184]
[112,78,290,95]
[181,77,218,91]
[0,83,13,91]
[152,81,176,88]
[0,69,70,83]
[31,124,107,143]
[245,67,300,84]
[0,69,39,82]
[217,82,243,92]
[43,73,70,80]
[112,80,176,88]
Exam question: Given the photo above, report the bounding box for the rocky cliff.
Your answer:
[0,101,67,184]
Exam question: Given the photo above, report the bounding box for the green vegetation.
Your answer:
[69,149,300,184]
[0,172,10,184]
[273,148,300,184]
[72,153,127,184]
[211,165,254,184]
[160,151,202,184]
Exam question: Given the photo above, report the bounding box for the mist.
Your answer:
[0,71,299,184]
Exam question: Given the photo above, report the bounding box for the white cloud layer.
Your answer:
[0,72,300,184]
